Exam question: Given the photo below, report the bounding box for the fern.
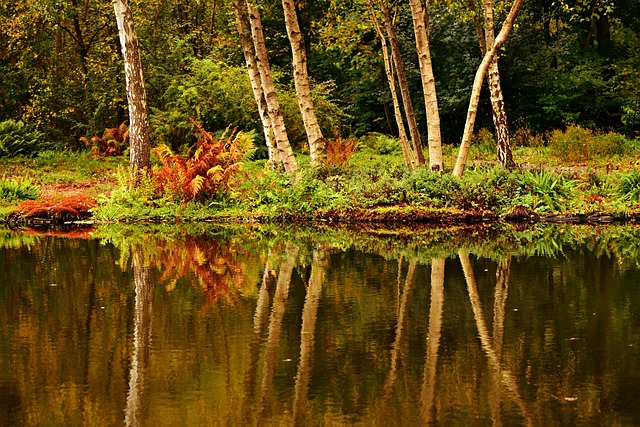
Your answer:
[152,119,254,201]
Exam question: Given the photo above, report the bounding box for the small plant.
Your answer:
[518,170,577,213]
[81,123,129,157]
[617,169,640,203]
[0,120,46,158]
[0,177,39,201]
[327,136,359,167]
[153,120,255,202]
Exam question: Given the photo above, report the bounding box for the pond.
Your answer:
[1,223,640,426]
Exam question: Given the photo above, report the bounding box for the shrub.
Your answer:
[327,136,359,166]
[81,123,128,157]
[516,170,577,213]
[0,177,39,201]
[617,169,640,203]
[153,120,255,202]
[548,125,628,163]
[0,120,46,158]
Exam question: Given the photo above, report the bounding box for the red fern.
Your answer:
[153,119,253,201]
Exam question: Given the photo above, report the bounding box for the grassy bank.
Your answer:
[2,130,640,225]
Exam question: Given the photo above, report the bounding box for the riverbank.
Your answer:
[2,137,640,227]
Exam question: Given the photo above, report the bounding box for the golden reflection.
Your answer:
[293,243,329,426]
[125,245,154,426]
[459,252,534,427]
[420,258,445,425]
[259,245,299,421]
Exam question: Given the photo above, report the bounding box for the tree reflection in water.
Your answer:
[125,245,153,426]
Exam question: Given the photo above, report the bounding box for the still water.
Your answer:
[1,224,640,426]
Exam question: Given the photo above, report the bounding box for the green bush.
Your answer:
[0,177,39,201]
[515,170,578,213]
[0,120,46,158]
[617,169,640,203]
[548,125,629,163]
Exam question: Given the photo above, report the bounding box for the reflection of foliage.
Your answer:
[0,229,39,249]
[97,224,254,304]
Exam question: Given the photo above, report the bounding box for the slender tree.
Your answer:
[409,0,443,171]
[112,0,151,178]
[281,0,327,168]
[367,0,414,168]
[453,0,523,177]
[381,0,426,166]
[482,0,516,169]
[233,0,278,168]
[245,0,299,175]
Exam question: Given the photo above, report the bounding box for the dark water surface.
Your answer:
[2,224,640,426]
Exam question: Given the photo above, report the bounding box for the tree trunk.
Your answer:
[112,0,151,178]
[246,0,299,175]
[453,0,522,178]
[281,0,326,168]
[367,0,414,168]
[409,0,443,171]
[483,0,516,169]
[233,0,278,168]
[381,1,425,166]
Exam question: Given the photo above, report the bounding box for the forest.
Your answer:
[1,0,640,223]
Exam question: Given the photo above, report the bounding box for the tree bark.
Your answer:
[246,0,299,175]
[233,0,278,168]
[453,0,522,178]
[483,0,516,169]
[112,0,151,178]
[409,0,443,171]
[281,0,326,168]
[367,0,414,168]
[381,1,425,166]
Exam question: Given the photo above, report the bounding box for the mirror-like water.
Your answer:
[1,225,640,426]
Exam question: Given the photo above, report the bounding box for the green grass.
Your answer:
[3,130,640,223]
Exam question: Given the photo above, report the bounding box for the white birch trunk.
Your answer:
[246,0,299,175]
[281,0,326,168]
[381,1,425,166]
[409,0,443,171]
[233,0,278,168]
[367,0,414,168]
[112,0,150,178]
[453,0,523,177]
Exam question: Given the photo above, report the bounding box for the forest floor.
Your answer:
[2,142,640,228]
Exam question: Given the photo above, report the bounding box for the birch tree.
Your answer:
[246,0,299,175]
[478,0,517,169]
[453,0,523,177]
[281,0,327,168]
[381,0,426,166]
[409,0,443,171]
[233,0,278,168]
[112,0,151,178]
[367,0,414,168]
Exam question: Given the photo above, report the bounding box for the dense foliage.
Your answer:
[1,0,638,150]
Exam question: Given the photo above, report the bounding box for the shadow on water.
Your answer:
[2,222,640,425]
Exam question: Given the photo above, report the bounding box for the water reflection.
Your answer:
[2,224,640,425]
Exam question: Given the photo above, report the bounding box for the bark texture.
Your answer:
[112,0,151,177]
[483,0,516,169]
[281,0,326,168]
[453,0,523,177]
[367,0,413,168]
[409,0,443,171]
[233,0,278,167]
[381,1,425,166]
[246,0,299,175]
